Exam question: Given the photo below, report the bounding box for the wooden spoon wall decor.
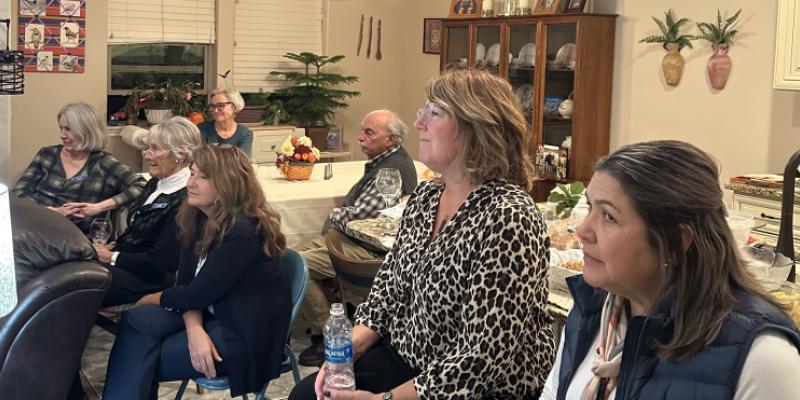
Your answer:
[376,19,382,60]
[357,14,364,56]
[366,16,373,59]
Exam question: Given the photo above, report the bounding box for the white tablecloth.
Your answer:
[257,161,427,246]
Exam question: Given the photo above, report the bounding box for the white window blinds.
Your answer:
[233,0,323,93]
[108,0,215,44]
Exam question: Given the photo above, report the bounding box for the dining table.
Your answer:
[257,160,427,246]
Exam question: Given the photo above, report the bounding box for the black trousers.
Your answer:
[289,338,418,400]
[102,267,170,307]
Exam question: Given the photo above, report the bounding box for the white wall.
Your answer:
[596,0,800,178]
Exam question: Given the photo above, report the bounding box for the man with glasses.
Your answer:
[295,109,418,367]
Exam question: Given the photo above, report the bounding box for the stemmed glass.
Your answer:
[375,168,402,233]
[375,168,402,207]
[90,218,112,245]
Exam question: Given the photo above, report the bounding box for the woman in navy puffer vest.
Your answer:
[540,140,800,400]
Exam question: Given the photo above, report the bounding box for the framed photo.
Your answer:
[563,0,587,13]
[533,0,564,15]
[449,0,482,19]
[423,18,443,54]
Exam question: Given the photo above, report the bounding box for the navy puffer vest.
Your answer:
[556,275,800,400]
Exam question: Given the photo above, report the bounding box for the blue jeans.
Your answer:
[103,305,228,400]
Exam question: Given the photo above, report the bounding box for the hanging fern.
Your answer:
[695,9,742,45]
[639,9,696,51]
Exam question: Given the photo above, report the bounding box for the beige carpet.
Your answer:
[80,324,319,400]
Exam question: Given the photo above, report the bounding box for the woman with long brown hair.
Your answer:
[540,140,800,400]
[103,144,291,399]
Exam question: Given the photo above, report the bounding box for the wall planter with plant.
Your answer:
[268,52,360,149]
[639,9,695,87]
[696,9,741,90]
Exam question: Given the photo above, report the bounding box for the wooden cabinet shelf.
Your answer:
[441,14,617,202]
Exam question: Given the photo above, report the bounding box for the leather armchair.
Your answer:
[0,197,111,400]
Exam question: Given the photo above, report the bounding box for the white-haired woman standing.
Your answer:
[95,116,202,307]
[13,102,145,233]
[198,87,254,156]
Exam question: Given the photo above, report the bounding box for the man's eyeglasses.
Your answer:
[416,102,447,123]
[207,102,233,112]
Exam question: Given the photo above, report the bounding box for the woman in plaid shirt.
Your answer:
[13,102,145,233]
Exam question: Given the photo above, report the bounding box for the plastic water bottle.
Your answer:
[323,303,355,391]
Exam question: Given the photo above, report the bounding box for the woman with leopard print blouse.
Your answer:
[290,69,555,399]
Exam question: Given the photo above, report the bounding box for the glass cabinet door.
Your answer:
[475,25,501,74]
[541,23,577,149]
[444,26,469,69]
[507,24,536,131]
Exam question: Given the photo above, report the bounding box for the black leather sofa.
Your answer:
[0,197,111,399]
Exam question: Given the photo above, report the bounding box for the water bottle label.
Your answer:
[324,340,353,364]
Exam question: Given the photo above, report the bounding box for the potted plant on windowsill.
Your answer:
[268,52,360,149]
[639,9,696,86]
[125,81,200,125]
[237,89,270,124]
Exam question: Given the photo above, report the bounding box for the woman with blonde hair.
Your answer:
[103,144,292,399]
[95,116,202,306]
[199,87,254,156]
[13,102,145,232]
[540,140,800,400]
[291,68,554,399]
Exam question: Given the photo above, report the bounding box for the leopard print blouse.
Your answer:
[354,179,555,399]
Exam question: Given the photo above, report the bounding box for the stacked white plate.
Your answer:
[518,42,536,67]
[485,43,501,66]
[475,43,486,64]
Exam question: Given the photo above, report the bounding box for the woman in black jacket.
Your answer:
[102,144,292,399]
[95,116,201,306]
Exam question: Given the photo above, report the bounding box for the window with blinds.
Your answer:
[233,0,323,93]
[108,0,215,44]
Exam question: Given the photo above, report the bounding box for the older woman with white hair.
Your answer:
[95,116,202,307]
[13,102,145,233]
[198,87,254,156]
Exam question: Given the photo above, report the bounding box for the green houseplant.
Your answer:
[268,52,360,148]
[639,9,696,86]
[125,81,199,124]
[547,181,586,219]
[695,9,742,90]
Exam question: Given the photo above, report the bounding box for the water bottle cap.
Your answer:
[330,303,345,316]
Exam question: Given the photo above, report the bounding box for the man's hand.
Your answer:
[93,243,115,264]
[65,202,105,219]
[187,325,223,378]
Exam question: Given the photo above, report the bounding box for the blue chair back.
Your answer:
[279,249,309,325]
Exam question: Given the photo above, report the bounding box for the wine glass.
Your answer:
[90,218,112,245]
[375,168,402,208]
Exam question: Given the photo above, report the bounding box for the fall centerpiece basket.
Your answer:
[276,135,321,181]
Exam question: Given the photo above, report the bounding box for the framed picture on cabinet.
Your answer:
[423,18,443,54]
[449,0,481,18]
[563,0,587,13]
[533,0,564,15]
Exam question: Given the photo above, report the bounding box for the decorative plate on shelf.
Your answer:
[476,43,486,63]
[515,84,534,115]
[485,43,501,67]
[518,42,536,67]
[555,43,576,68]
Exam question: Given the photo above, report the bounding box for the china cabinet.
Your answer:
[774,0,800,90]
[441,14,616,201]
